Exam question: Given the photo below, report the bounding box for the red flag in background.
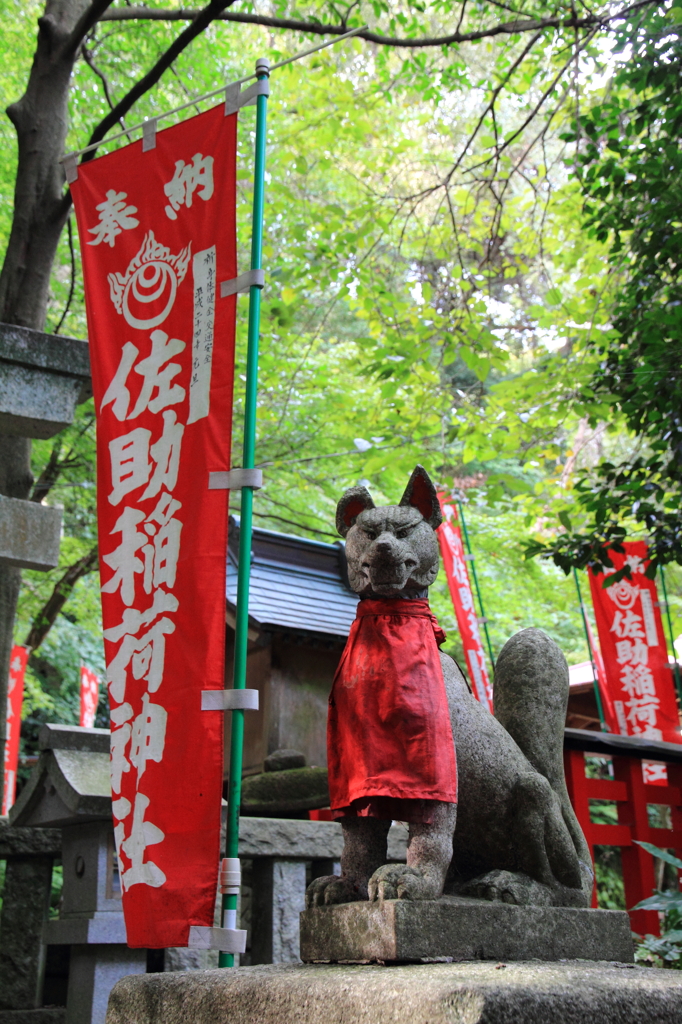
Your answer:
[80,665,101,728]
[588,541,681,747]
[437,497,493,712]
[70,104,237,947]
[2,646,28,815]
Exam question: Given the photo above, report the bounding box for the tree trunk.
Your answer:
[0,0,90,807]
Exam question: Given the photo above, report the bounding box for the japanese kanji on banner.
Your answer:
[437,496,493,711]
[2,645,28,815]
[584,616,620,734]
[70,104,237,947]
[80,665,101,729]
[588,542,681,747]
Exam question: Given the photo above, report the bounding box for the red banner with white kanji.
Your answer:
[588,542,681,746]
[80,665,101,729]
[437,497,493,711]
[70,104,237,947]
[2,645,28,815]
[584,616,620,734]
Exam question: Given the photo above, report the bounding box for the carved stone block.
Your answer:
[299,896,634,964]
[0,496,61,571]
[0,323,90,439]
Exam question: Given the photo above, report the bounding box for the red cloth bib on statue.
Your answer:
[328,598,457,823]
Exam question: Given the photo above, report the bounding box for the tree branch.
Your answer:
[30,415,95,504]
[82,42,133,140]
[24,546,99,652]
[52,216,76,335]
[62,0,116,58]
[99,0,661,47]
[83,0,239,160]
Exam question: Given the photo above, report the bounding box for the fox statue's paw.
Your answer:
[367,863,441,901]
[451,869,554,906]
[305,874,367,908]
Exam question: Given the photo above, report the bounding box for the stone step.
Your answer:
[106,960,682,1024]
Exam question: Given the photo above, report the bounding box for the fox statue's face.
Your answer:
[336,466,442,597]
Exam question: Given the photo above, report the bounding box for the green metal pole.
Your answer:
[658,566,682,707]
[219,58,269,969]
[456,499,495,671]
[572,567,607,732]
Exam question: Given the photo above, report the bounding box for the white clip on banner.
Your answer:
[64,155,78,184]
[142,118,158,152]
[187,925,247,953]
[201,689,259,711]
[220,269,265,298]
[208,468,263,490]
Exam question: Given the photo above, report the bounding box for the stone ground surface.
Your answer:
[106,960,682,1024]
[300,896,634,964]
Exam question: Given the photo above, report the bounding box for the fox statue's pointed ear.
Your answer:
[336,486,375,537]
[399,466,442,529]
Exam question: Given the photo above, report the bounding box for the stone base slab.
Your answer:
[107,961,682,1024]
[300,896,634,963]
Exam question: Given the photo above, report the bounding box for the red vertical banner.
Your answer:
[588,541,681,747]
[80,665,101,728]
[2,645,28,815]
[70,104,237,947]
[437,496,493,711]
[584,616,620,734]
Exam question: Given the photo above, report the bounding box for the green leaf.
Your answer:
[634,841,682,871]
[632,892,682,912]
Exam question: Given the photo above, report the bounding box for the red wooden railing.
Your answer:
[564,729,682,935]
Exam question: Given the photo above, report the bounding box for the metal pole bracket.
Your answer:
[224,78,270,116]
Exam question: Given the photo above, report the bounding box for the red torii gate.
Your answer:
[564,729,682,935]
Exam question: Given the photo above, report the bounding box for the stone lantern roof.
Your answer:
[9,723,111,828]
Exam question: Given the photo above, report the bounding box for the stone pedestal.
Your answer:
[300,896,634,964]
[63,947,145,1024]
[106,961,682,1024]
[0,820,61,1017]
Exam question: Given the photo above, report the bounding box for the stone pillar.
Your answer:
[64,946,146,1024]
[0,855,53,1009]
[250,859,306,964]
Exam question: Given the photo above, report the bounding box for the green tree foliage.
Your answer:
[1,0,678,733]
[523,4,682,582]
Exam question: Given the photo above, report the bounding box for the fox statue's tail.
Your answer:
[493,628,593,900]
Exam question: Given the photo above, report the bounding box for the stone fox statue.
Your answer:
[306,466,594,910]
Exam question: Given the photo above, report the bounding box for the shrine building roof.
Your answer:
[226,516,358,642]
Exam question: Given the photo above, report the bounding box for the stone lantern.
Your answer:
[10,724,145,1024]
